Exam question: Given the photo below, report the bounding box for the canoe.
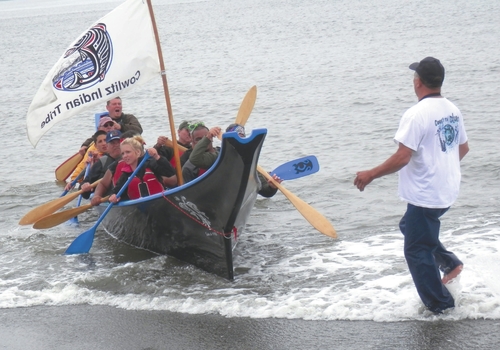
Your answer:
[94,128,267,279]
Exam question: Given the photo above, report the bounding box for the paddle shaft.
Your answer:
[257,166,336,238]
[60,167,86,197]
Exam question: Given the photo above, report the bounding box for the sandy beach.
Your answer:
[1,305,499,350]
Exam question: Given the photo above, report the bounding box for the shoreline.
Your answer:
[1,305,499,349]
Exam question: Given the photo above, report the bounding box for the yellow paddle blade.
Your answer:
[33,195,110,229]
[33,204,92,229]
[257,166,337,239]
[18,180,101,225]
[217,85,258,141]
[235,85,257,126]
[19,191,82,225]
[55,152,83,182]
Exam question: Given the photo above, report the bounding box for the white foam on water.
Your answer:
[2,224,500,322]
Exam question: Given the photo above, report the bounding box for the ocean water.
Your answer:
[1,0,500,324]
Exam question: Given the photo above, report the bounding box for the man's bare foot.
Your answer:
[442,264,463,284]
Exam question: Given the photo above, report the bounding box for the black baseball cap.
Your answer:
[178,121,190,130]
[409,57,445,88]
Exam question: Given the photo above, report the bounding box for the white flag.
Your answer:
[26,0,160,147]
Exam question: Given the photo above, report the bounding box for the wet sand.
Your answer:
[1,305,499,350]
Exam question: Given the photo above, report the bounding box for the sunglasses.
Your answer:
[187,121,205,132]
[99,114,110,119]
[103,122,114,127]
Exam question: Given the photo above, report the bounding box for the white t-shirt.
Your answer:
[394,97,468,208]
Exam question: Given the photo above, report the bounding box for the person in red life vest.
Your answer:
[88,131,140,206]
[109,136,177,203]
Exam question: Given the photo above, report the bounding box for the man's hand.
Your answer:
[155,136,169,148]
[353,170,374,192]
[78,146,88,156]
[207,127,221,141]
[268,174,283,189]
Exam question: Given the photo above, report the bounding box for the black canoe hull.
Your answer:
[95,129,267,279]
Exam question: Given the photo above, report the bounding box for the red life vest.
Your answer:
[113,160,125,187]
[113,161,164,200]
[169,150,184,169]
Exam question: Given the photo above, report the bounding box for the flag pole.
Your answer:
[146,0,184,185]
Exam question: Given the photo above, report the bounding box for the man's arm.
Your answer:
[90,170,112,206]
[189,137,218,168]
[459,141,469,161]
[257,172,279,198]
[354,143,413,192]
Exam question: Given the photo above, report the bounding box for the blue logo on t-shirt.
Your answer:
[435,114,460,152]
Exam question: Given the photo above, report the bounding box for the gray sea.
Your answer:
[1,0,500,349]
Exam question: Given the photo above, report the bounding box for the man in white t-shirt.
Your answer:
[353,57,469,314]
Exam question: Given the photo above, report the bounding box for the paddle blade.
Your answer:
[271,156,319,181]
[235,85,257,126]
[19,180,100,225]
[65,227,96,255]
[55,152,83,182]
[33,204,93,229]
[19,191,82,225]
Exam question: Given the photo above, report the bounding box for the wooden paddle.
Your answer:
[32,196,110,230]
[257,166,337,238]
[18,180,101,225]
[55,140,96,182]
[65,153,151,254]
[55,152,83,182]
[235,85,257,126]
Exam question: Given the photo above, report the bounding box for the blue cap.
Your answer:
[106,129,122,143]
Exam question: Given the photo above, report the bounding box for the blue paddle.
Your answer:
[60,167,86,197]
[270,155,319,181]
[65,153,151,255]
